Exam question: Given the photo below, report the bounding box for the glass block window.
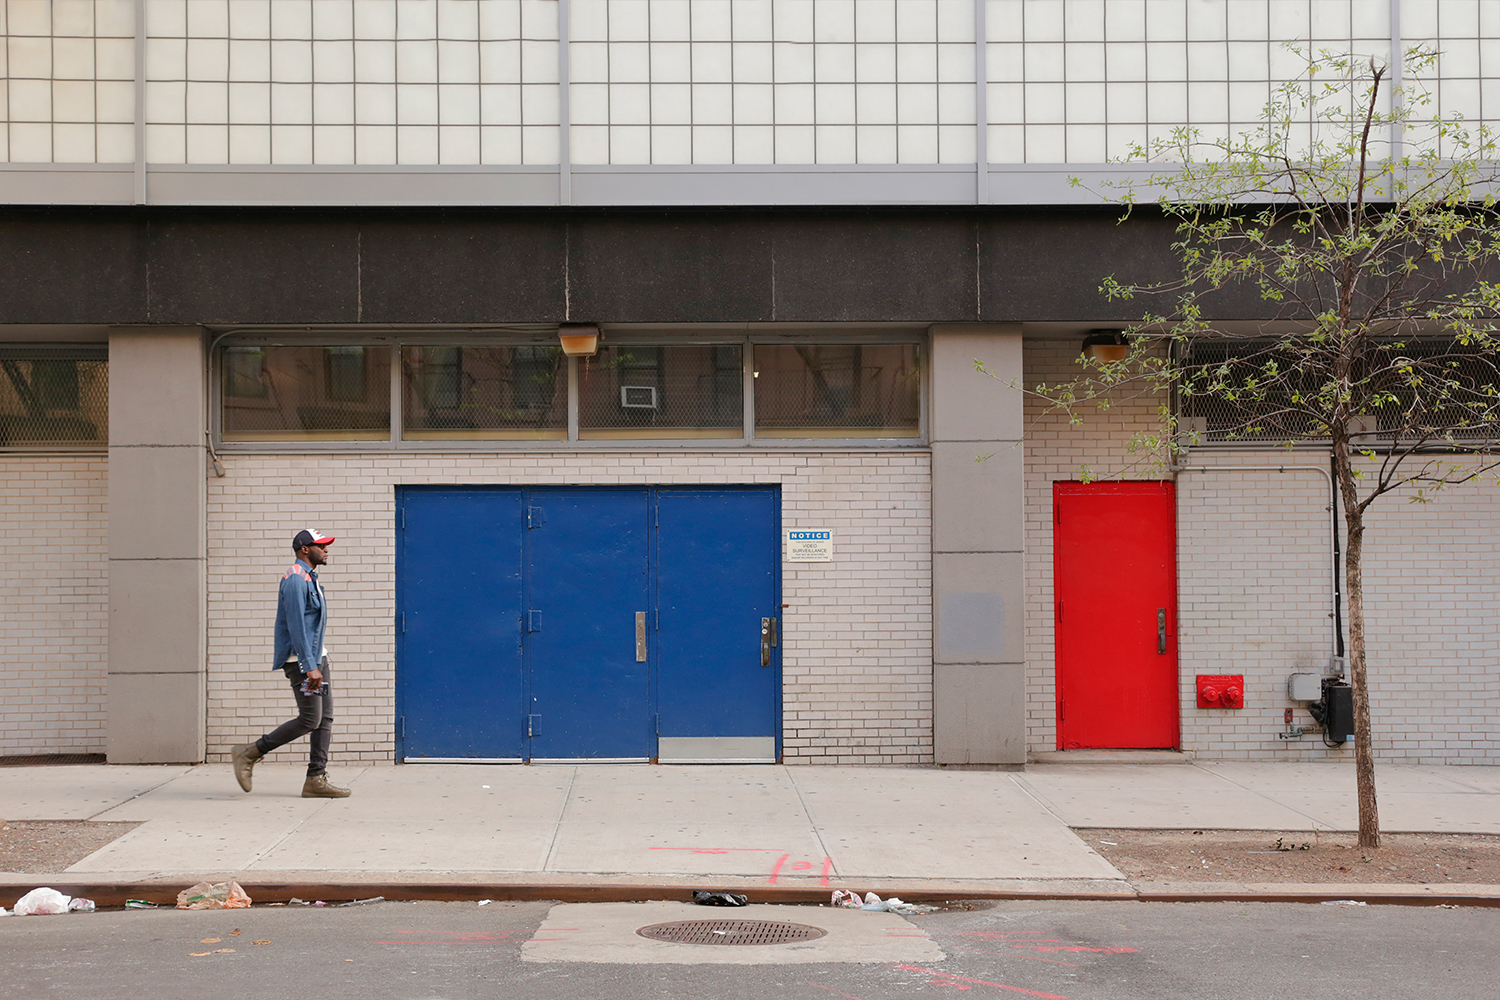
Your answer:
[0,346,109,446]
[568,0,976,166]
[753,343,920,438]
[1,0,137,163]
[985,0,1409,164]
[142,0,560,165]
[578,343,743,439]
[402,344,567,440]
[220,345,392,441]
[1401,0,1499,158]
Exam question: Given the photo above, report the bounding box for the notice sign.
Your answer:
[786,529,833,562]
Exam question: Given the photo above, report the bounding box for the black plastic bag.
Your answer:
[692,890,749,906]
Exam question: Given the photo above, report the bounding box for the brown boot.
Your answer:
[230,743,262,793]
[302,773,351,798]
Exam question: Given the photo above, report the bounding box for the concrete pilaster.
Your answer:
[928,324,1026,764]
[107,327,208,763]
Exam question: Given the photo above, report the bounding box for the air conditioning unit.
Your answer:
[620,386,658,409]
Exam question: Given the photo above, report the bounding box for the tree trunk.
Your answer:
[1338,479,1382,850]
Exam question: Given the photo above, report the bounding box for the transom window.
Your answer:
[215,335,922,447]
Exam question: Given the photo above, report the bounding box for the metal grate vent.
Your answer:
[0,753,107,766]
[636,919,828,946]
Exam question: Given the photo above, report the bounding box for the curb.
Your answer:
[6,880,1497,910]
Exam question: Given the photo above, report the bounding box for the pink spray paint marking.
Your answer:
[956,948,1080,967]
[652,846,833,884]
[1013,944,1137,955]
[894,964,1069,999]
[377,930,521,944]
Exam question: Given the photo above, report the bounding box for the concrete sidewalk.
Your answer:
[3,761,1498,906]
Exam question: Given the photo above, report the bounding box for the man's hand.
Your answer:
[304,668,324,692]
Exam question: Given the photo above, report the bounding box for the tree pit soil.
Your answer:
[0,820,143,875]
[1082,828,1500,884]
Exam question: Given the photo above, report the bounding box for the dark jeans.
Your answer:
[255,662,333,777]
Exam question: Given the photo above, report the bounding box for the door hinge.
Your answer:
[528,714,539,737]
[398,611,406,633]
[527,506,545,528]
[1057,600,1063,622]
[399,715,406,738]
[527,611,543,632]
[399,505,405,530]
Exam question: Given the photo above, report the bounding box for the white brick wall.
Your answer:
[1023,335,1500,763]
[0,456,109,755]
[205,450,933,766]
[1360,466,1500,764]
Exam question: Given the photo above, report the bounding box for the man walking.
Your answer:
[231,528,351,798]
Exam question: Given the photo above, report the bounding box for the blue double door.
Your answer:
[396,486,780,762]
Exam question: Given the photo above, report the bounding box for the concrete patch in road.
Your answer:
[521,901,947,964]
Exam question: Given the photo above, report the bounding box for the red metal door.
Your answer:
[1053,481,1178,749]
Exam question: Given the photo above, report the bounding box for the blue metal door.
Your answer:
[524,488,653,760]
[396,488,525,761]
[655,488,780,762]
[396,485,779,762]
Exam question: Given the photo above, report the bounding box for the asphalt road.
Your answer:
[3,898,1496,1000]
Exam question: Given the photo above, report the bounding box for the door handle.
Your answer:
[636,612,647,662]
[761,617,777,667]
[1157,608,1167,654]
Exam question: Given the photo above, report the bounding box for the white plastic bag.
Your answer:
[830,890,863,908]
[176,880,251,910]
[882,897,939,915]
[13,887,73,916]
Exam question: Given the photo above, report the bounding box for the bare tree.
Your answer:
[1006,49,1500,849]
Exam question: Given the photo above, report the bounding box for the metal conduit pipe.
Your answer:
[1167,462,1342,658]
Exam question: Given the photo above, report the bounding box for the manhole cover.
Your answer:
[636,919,828,946]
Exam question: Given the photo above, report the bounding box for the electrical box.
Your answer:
[1322,678,1355,743]
[1287,673,1323,701]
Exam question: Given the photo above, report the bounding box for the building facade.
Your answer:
[2,0,1496,766]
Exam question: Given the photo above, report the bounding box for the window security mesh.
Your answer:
[579,345,743,439]
[0,347,108,447]
[221,345,392,442]
[402,345,567,440]
[754,343,921,438]
[1178,338,1500,448]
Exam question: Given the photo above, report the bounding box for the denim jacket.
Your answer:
[272,558,327,672]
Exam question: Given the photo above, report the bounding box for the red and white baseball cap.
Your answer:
[292,528,336,550]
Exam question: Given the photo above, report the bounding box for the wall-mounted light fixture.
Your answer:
[1081,329,1129,362]
[557,323,600,357]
